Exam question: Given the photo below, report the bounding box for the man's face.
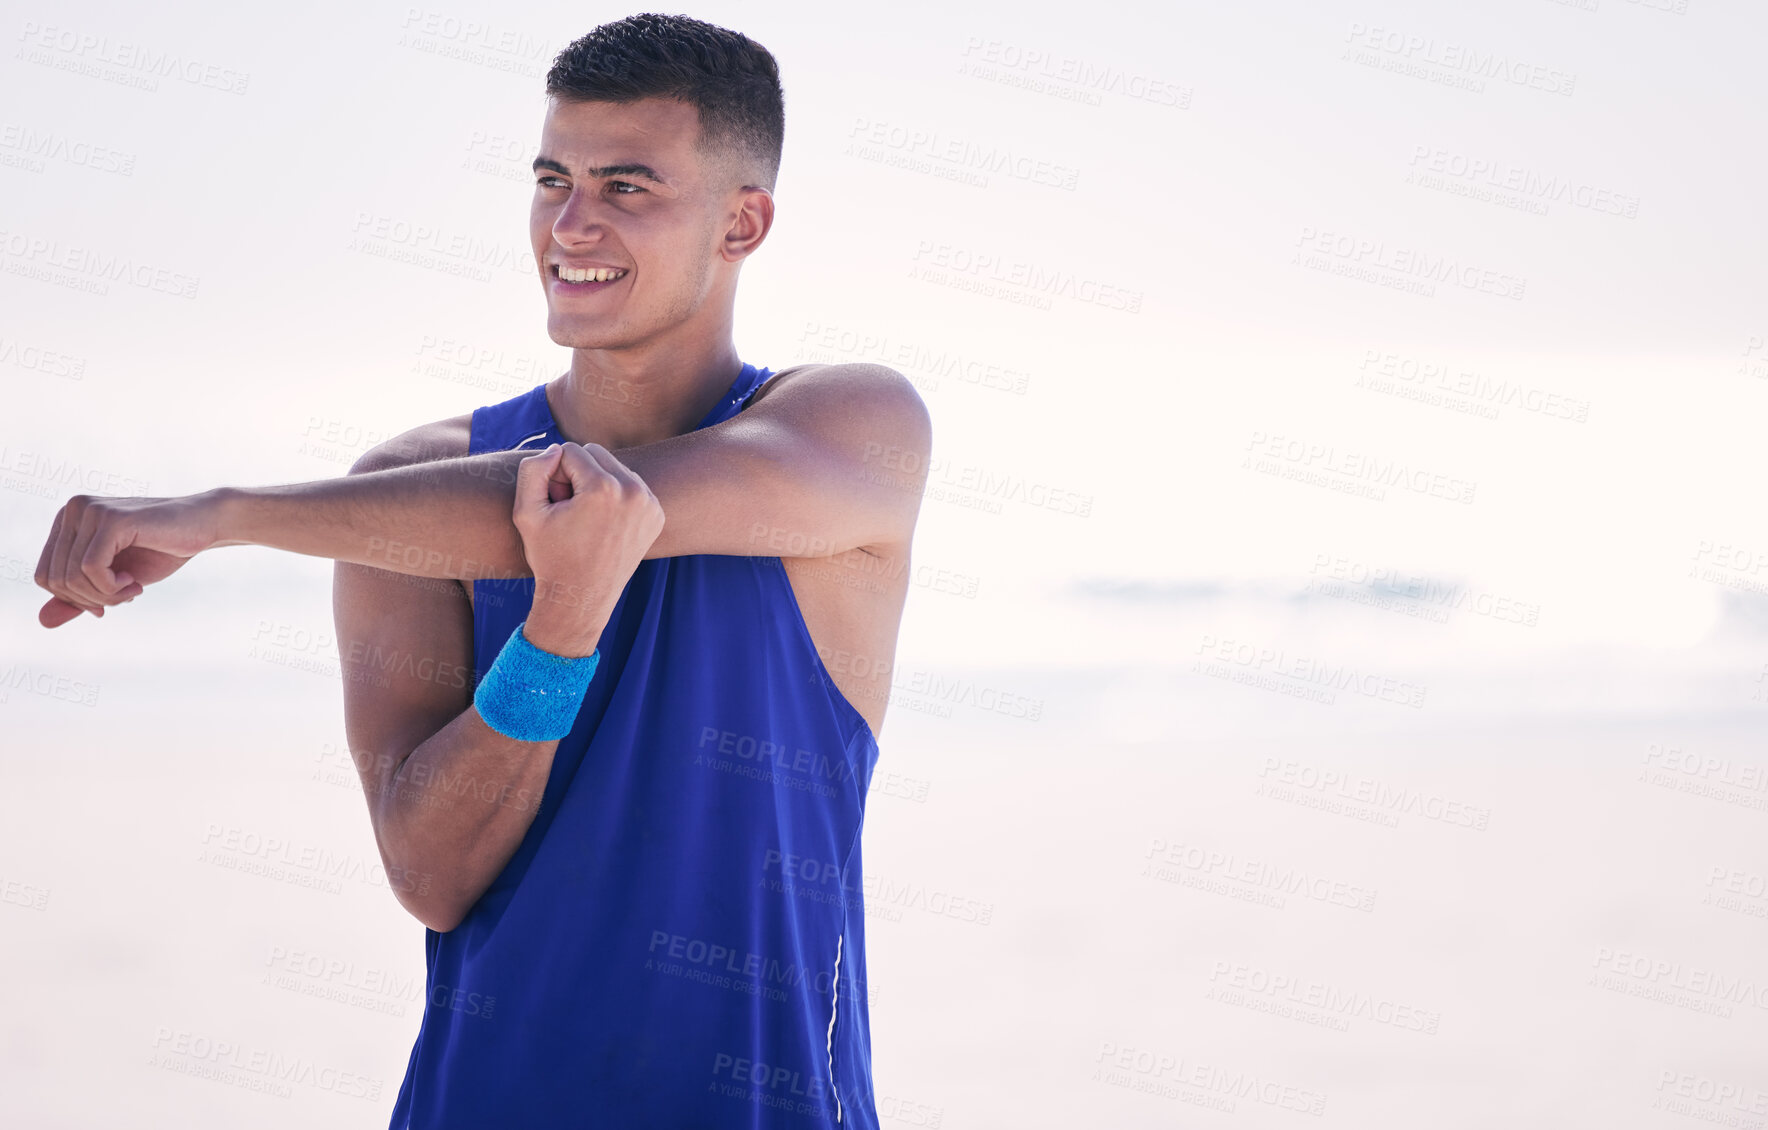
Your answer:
[529,96,738,350]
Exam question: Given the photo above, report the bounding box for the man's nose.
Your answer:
[555,190,613,238]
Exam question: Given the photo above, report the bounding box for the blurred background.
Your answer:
[4,0,1768,1125]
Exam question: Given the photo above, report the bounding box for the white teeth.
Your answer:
[558,266,628,283]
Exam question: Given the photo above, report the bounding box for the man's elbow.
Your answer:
[376,818,474,932]
[393,883,469,934]
[346,443,407,479]
[416,906,466,934]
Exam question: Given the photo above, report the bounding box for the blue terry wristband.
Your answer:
[473,620,600,741]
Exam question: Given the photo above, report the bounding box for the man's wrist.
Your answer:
[523,572,614,657]
[520,609,607,659]
[196,486,250,550]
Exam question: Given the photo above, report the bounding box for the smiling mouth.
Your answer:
[552,264,629,285]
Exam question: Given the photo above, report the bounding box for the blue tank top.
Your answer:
[388,362,882,1128]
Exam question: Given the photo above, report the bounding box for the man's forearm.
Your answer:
[209,451,534,581]
[375,704,565,933]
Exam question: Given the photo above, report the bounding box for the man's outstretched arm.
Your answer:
[35,362,932,623]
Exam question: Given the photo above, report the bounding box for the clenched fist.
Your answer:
[514,442,666,657]
[34,492,220,628]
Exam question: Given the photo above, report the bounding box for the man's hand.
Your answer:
[33,492,223,627]
[515,442,665,657]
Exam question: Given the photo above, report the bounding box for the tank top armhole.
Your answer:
[468,400,491,458]
[762,555,878,755]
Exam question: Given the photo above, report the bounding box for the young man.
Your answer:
[32,13,930,1128]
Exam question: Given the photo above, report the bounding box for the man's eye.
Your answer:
[609,181,644,194]
[537,176,567,189]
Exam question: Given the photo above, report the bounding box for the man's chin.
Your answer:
[546,316,625,351]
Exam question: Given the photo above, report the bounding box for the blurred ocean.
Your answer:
[6,559,1768,1127]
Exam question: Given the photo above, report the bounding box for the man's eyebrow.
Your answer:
[530,156,669,184]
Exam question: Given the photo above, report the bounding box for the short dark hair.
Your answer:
[545,13,785,191]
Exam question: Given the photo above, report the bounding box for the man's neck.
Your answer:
[545,341,745,450]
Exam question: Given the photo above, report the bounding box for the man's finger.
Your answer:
[75,506,131,605]
[45,503,98,616]
[554,444,618,501]
[514,444,564,515]
[34,507,64,592]
[44,503,72,600]
[63,505,115,611]
[38,596,85,629]
[547,449,576,504]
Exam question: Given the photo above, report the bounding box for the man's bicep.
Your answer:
[334,426,478,835]
[332,556,476,831]
[348,412,474,475]
[625,363,933,560]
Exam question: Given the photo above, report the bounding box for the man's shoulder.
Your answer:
[348,378,558,476]
[347,411,474,475]
[744,361,930,563]
[746,362,930,439]
[749,360,917,399]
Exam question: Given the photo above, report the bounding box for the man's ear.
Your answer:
[722,185,774,262]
